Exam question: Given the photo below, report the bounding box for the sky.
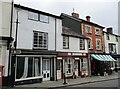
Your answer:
[14,0,119,35]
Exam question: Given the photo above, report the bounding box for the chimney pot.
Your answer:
[86,16,91,22]
[72,12,79,18]
[107,27,113,34]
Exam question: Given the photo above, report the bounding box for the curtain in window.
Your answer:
[35,58,39,76]
[21,57,28,78]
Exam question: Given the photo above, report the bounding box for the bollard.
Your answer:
[63,73,67,84]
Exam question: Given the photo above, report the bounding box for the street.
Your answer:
[3,79,119,89]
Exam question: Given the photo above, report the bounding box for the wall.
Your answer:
[13,8,62,50]
[82,23,104,53]
[104,33,118,54]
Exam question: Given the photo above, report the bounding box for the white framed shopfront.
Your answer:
[15,55,56,82]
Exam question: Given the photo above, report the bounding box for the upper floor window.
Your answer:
[109,43,116,54]
[85,25,92,33]
[116,36,118,42]
[40,14,49,23]
[106,34,110,40]
[95,28,101,35]
[80,39,85,50]
[28,12,38,21]
[28,11,49,23]
[96,39,101,50]
[88,37,93,49]
[33,31,48,49]
[63,36,69,49]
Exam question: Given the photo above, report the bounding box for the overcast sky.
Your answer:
[14,0,119,35]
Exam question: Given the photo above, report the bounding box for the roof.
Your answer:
[62,26,88,39]
[61,13,105,29]
[14,4,62,19]
[103,31,120,37]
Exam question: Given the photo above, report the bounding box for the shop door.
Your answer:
[42,59,50,81]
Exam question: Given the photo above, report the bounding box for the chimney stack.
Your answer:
[86,16,91,22]
[71,12,79,18]
[107,27,113,34]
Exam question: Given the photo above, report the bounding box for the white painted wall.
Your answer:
[56,33,88,53]
[104,32,118,54]
[13,8,62,50]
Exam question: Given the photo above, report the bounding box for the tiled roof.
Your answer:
[62,26,88,39]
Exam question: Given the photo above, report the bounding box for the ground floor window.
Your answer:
[16,56,41,80]
[81,58,88,74]
[65,58,73,74]
[57,60,61,70]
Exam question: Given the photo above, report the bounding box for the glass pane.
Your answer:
[27,57,33,77]
[28,12,38,20]
[47,60,50,70]
[40,14,48,23]
[47,73,49,78]
[16,57,25,79]
[43,60,46,70]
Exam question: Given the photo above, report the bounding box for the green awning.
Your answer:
[91,54,116,61]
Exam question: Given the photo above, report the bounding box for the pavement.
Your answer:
[15,71,120,88]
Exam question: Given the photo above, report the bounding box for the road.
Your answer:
[57,79,119,89]
[3,79,119,89]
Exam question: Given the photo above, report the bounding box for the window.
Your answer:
[40,14,49,23]
[63,36,69,49]
[16,57,42,80]
[57,60,61,70]
[28,12,38,21]
[88,38,93,49]
[65,58,72,74]
[85,25,91,33]
[80,39,85,50]
[96,39,101,50]
[33,31,48,49]
[109,43,116,54]
[95,28,101,35]
[116,36,118,42]
[106,34,110,40]
[81,58,88,74]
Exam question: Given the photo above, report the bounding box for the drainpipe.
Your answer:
[55,18,57,81]
[8,0,13,86]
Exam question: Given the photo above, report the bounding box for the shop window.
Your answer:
[65,58,72,74]
[81,58,88,73]
[57,60,61,70]
[16,56,42,80]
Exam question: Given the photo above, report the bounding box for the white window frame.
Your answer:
[96,39,101,50]
[63,36,69,49]
[40,14,49,23]
[65,58,73,74]
[88,37,93,49]
[28,11,39,21]
[80,39,85,50]
[33,31,48,49]
[85,25,92,33]
[95,28,101,35]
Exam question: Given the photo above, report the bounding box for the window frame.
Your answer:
[39,14,49,23]
[65,58,73,74]
[96,39,101,50]
[28,11,39,21]
[63,36,69,49]
[33,31,48,50]
[80,39,85,50]
[85,25,92,34]
[95,28,101,36]
[88,37,93,49]
[106,34,110,40]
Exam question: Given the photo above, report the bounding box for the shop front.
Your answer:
[57,52,90,79]
[91,54,116,76]
[11,49,57,85]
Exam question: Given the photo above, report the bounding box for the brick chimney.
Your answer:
[71,12,79,18]
[107,27,113,34]
[86,16,91,22]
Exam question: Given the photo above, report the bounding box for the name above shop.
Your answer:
[72,53,86,56]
